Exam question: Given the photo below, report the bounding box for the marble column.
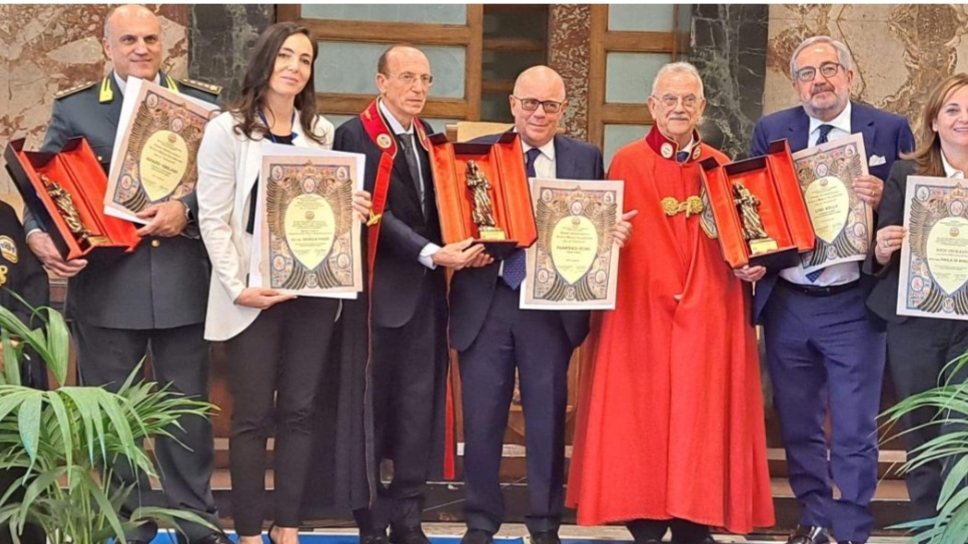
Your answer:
[188,4,274,102]
[689,4,769,160]
[548,4,592,141]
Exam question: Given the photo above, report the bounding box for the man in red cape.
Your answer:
[566,62,775,543]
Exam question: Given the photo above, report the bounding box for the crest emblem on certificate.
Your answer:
[251,146,364,297]
[898,176,968,319]
[522,178,624,310]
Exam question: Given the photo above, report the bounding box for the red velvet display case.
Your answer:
[429,132,537,260]
[700,139,815,270]
[5,137,140,261]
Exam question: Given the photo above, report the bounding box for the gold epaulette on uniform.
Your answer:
[54,81,97,100]
[176,77,222,96]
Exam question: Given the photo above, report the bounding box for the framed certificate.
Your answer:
[104,77,218,223]
[520,178,623,310]
[791,132,873,273]
[897,175,968,320]
[249,144,364,298]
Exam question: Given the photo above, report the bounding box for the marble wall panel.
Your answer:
[0,4,188,206]
[765,4,968,130]
[549,4,592,141]
[689,4,769,160]
[188,4,273,102]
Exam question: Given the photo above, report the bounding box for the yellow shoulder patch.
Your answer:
[176,77,222,96]
[54,81,97,100]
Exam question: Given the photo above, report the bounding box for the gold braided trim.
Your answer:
[661,196,704,218]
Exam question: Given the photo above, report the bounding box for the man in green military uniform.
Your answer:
[22,6,228,544]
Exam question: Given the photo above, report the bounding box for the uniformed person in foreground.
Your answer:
[22,6,229,544]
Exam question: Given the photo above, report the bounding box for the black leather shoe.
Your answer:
[389,526,432,544]
[361,533,390,544]
[195,532,234,544]
[530,532,560,544]
[179,532,232,544]
[787,526,829,544]
[461,529,494,544]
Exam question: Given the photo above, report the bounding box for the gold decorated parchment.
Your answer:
[256,154,362,297]
[791,132,872,273]
[521,178,623,310]
[897,176,968,320]
[105,78,216,222]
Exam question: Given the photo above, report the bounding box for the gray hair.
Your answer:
[651,62,704,98]
[789,36,853,81]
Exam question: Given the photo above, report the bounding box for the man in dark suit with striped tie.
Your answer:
[449,66,634,544]
[334,45,487,544]
[749,36,914,544]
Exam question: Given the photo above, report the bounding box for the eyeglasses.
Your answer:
[512,96,566,114]
[795,62,844,82]
[653,94,700,110]
[388,72,434,87]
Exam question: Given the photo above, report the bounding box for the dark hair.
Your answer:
[904,73,968,176]
[229,22,325,145]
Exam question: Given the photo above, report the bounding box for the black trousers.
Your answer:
[358,275,447,533]
[74,320,218,542]
[887,317,968,523]
[0,470,45,544]
[459,282,572,534]
[225,297,340,536]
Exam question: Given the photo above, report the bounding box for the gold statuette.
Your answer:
[40,174,110,250]
[465,160,506,240]
[733,181,777,254]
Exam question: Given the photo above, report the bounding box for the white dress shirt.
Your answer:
[942,151,966,179]
[522,137,558,180]
[113,71,160,95]
[780,101,860,286]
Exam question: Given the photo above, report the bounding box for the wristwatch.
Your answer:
[177,199,193,222]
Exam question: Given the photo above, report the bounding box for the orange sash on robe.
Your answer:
[566,129,775,533]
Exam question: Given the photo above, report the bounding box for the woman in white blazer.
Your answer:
[196,23,371,544]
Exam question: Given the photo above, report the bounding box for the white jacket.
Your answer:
[196,110,335,341]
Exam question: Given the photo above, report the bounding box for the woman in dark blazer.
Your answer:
[866,72,968,523]
[0,198,48,544]
[196,23,372,544]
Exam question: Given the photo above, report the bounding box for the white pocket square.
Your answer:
[869,155,886,167]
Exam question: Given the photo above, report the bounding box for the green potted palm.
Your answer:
[882,353,968,544]
[0,294,216,544]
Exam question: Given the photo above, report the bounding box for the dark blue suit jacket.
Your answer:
[449,134,606,352]
[749,101,914,324]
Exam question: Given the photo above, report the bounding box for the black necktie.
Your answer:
[397,134,424,214]
[525,147,541,177]
[816,124,833,145]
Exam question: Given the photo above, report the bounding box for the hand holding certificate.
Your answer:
[104,77,218,223]
[897,176,968,320]
[791,132,873,273]
[248,144,364,298]
[521,178,624,310]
